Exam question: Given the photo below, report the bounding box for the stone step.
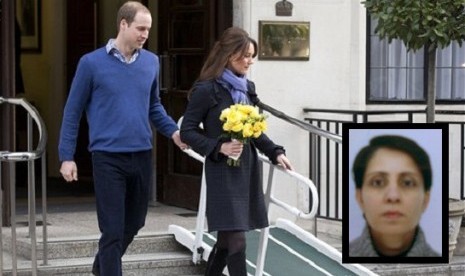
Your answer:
[2,233,205,275]
[1,251,205,276]
[6,233,185,260]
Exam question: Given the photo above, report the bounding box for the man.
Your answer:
[58,2,187,275]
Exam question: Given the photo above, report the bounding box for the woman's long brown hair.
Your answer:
[195,27,257,84]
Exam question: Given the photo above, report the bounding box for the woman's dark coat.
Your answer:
[180,80,285,232]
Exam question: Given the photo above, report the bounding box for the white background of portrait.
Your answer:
[348,128,443,254]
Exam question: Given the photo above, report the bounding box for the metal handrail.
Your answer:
[257,101,342,143]
[177,117,319,276]
[0,97,47,161]
[0,96,48,276]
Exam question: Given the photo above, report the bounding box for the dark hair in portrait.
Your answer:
[352,135,432,191]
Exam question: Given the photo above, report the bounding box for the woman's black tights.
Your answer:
[216,231,246,256]
[204,231,247,276]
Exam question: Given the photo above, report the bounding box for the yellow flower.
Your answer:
[253,130,262,138]
[226,109,243,124]
[219,103,267,166]
[249,108,260,118]
[231,122,244,132]
[223,121,233,131]
[220,104,267,140]
[220,108,231,121]
[253,121,267,132]
[237,104,255,115]
[242,123,254,138]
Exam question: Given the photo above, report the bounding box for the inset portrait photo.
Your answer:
[342,123,448,264]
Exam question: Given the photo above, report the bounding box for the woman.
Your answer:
[349,135,439,257]
[180,27,293,275]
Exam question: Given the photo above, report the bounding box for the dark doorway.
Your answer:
[64,0,97,193]
[156,0,232,210]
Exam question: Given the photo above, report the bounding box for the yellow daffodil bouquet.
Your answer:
[219,104,267,166]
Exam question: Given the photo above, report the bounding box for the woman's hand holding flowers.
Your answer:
[220,139,244,159]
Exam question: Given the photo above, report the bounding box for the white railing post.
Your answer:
[192,165,207,264]
[255,165,275,276]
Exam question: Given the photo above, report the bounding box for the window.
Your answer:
[368,18,465,103]
[436,43,465,100]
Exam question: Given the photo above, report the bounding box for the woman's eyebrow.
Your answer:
[364,171,387,177]
[399,171,422,178]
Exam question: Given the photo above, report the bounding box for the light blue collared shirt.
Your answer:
[105,38,139,64]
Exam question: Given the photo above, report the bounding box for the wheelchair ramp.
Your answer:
[169,218,376,276]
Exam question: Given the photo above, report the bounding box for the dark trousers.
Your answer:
[91,150,152,276]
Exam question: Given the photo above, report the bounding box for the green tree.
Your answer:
[362,0,465,122]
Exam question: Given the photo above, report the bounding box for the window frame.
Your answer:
[366,14,465,105]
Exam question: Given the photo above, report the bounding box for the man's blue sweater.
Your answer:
[58,47,178,161]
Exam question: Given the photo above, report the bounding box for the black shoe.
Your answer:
[226,251,247,276]
[92,258,100,275]
[204,244,228,276]
[91,266,99,276]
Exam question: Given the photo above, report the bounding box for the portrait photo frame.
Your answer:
[341,123,449,264]
[258,20,310,61]
[16,0,41,52]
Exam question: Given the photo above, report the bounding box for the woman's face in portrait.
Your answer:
[356,147,430,238]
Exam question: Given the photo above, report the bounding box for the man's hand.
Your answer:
[60,161,78,182]
[172,130,189,150]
